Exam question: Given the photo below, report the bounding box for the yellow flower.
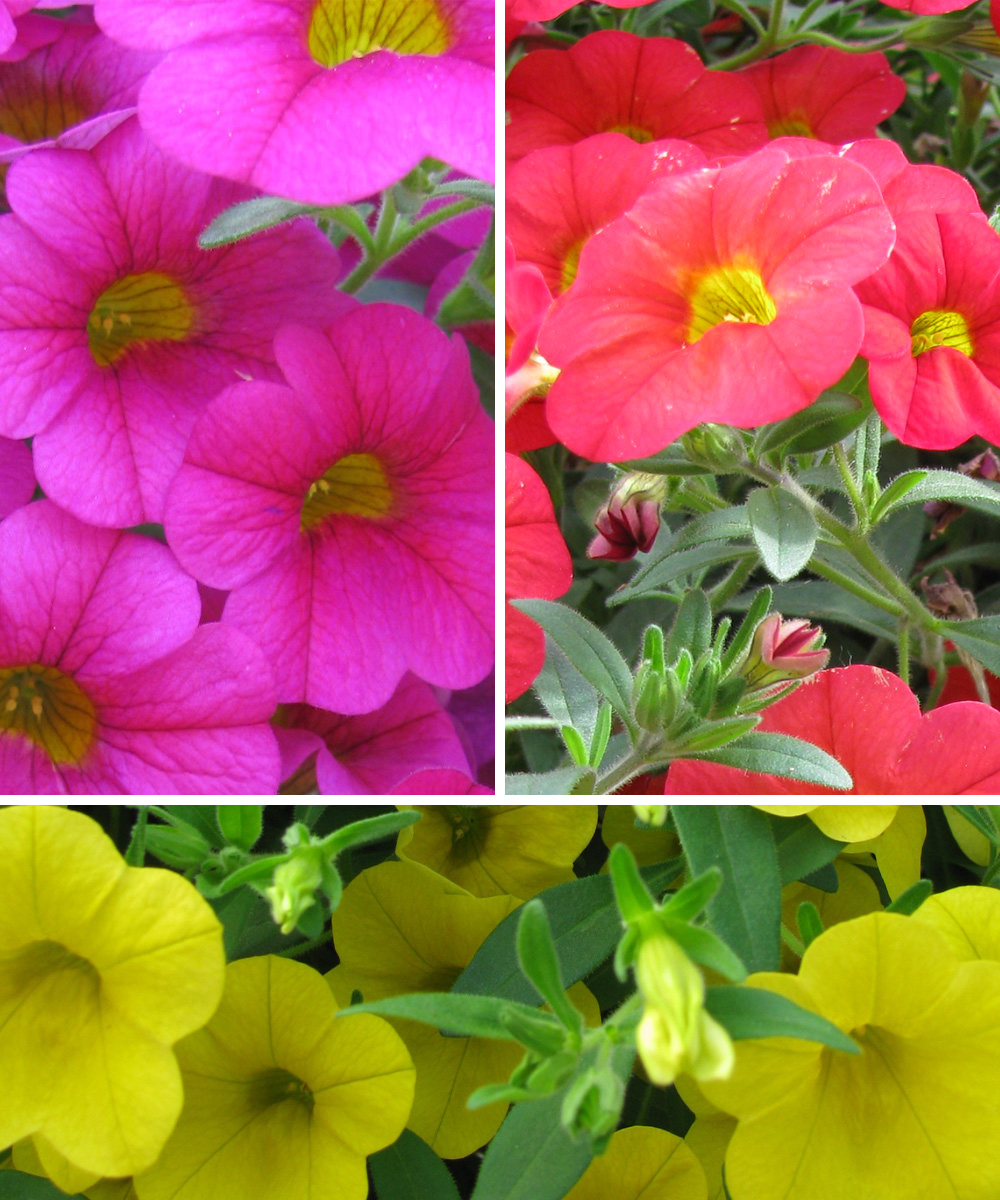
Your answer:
[634,933,734,1088]
[754,803,897,842]
[11,1136,136,1199]
[701,908,1000,1200]
[943,806,991,866]
[675,1077,736,1200]
[564,1125,707,1200]
[602,804,679,868]
[395,804,598,898]
[0,805,225,1179]
[779,861,881,970]
[841,804,926,899]
[327,859,598,1158]
[134,956,414,1200]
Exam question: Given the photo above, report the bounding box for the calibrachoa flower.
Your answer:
[779,862,881,970]
[505,31,766,164]
[327,860,523,1158]
[392,768,492,794]
[394,804,598,898]
[0,117,350,527]
[0,805,225,1179]
[701,906,1000,1200]
[273,674,472,795]
[0,434,32,518]
[0,2,49,54]
[95,0,493,203]
[0,501,280,793]
[741,46,905,142]
[505,452,572,703]
[539,147,895,461]
[588,472,667,562]
[0,17,156,171]
[506,134,706,297]
[753,804,897,842]
[858,211,1000,449]
[164,304,493,716]
[505,239,557,453]
[666,665,1000,795]
[564,1126,708,1200]
[133,956,415,1200]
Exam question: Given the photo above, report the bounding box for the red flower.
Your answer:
[741,614,829,691]
[505,453,572,703]
[587,472,666,561]
[665,664,1000,794]
[504,238,558,453]
[506,31,766,166]
[539,147,894,462]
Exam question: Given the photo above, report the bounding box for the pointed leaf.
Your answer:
[748,485,818,582]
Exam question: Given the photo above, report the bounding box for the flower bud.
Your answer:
[587,473,666,561]
[740,614,829,693]
[264,848,324,935]
[633,804,668,827]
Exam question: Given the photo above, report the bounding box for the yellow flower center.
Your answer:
[88,272,194,367]
[0,92,88,144]
[1,939,99,994]
[910,309,973,357]
[445,805,481,843]
[605,123,654,144]
[300,452,393,532]
[686,264,778,343]
[0,663,96,765]
[768,111,814,138]
[250,1068,315,1114]
[307,0,452,67]
[560,242,583,293]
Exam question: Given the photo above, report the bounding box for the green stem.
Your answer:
[325,204,375,255]
[897,622,911,688]
[505,716,562,730]
[339,190,399,293]
[780,924,805,958]
[715,0,767,37]
[807,557,903,618]
[832,443,865,527]
[275,931,330,958]
[794,28,906,52]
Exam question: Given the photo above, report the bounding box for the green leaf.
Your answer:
[198,195,326,247]
[661,919,747,982]
[152,804,221,844]
[747,485,818,582]
[772,815,845,884]
[454,864,681,1005]
[689,731,853,791]
[436,219,495,327]
[663,588,713,665]
[504,766,592,796]
[608,542,757,607]
[370,1130,462,1200]
[730,578,897,641]
[124,806,148,867]
[608,843,656,923]
[756,390,866,456]
[868,469,929,525]
[705,986,860,1055]
[216,805,263,852]
[323,809,421,855]
[341,992,544,1040]
[210,888,289,960]
[940,615,1000,676]
[145,824,211,870]
[950,804,1000,847]
[0,1172,85,1199]
[885,879,933,915]
[872,468,1000,522]
[512,600,636,730]
[671,806,782,973]
[516,901,584,1036]
[795,901,824,948]
[533,641,600,748]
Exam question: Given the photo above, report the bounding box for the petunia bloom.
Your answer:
[702,906,1000,1200]
[0,805,225,1179]
[164,304,493,716]
[741,45,905,143]
[0,117,349,527]
[666,665,1000,795]
[0,500,280,793]
[540,147,895,461]
[0,434,33,518]
[505,452,572,703]
[134,956,415,1200]
[564,1126,708,1200]
[395,804,598,897]
[506,31,766,164]
[95,0,493,202]
[504,239,557,453]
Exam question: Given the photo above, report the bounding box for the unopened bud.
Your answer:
[264,849,324,935]
[741,614,828,693]
[588,473,666,561]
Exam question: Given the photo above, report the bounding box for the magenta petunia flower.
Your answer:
[0,435,33,519]
[506,31,766,165]
[0,15,157,170]
[0,501,280,794]
[0,2,48,55]
[94,0,493,203]
[392,768,491,794]
[0,117,350,528]
[275,674,471,794]
[163,303,494,715]
[539,147,895,462]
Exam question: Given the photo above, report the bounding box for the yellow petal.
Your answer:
[843,804,925,899]
[684,1113,736,1200]
[25,1134,101,1194]
[601,804,679,868]
[396,805,597,898]
[808,804,897,842]
[780,862,881,970]
[913,885,1000,962]
[943,806,991,866]
[564,1125,707,1200]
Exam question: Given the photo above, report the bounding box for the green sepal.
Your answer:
[608,843,656,923]
[516,900,585,1039]
[885,879,933,916]
[795,901,824,949]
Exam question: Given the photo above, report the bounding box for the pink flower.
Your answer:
[392,768,492,794]
[0,435,33,519]
[164,304,494,716]
[505,452,572,703]
[0,117,350,528]
[94,0,493,203]
[539,147,895,462]
[588,472,666,562]
[0,501,279,794]
[741,614,830,690]
[506,31,766,165]
[275,675,471,795]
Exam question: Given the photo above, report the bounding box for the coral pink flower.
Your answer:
[0,501,279,793]
[742,46,904,143]
[858,211,1000,449]
[164,304,493,716]
[0,118,349,528]
[275,675,471,795]
[0,16,156,170]
[881,0,970,10]
[507,134,706,297]
[95,0,493,202]
[505,239,557,454]
[505,452,572,704]
[665,665,1000,795]
[540,147,895,462]
[506,31,766,165]
[0,436,33,519]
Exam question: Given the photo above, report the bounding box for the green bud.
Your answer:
[264,847,324,935]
